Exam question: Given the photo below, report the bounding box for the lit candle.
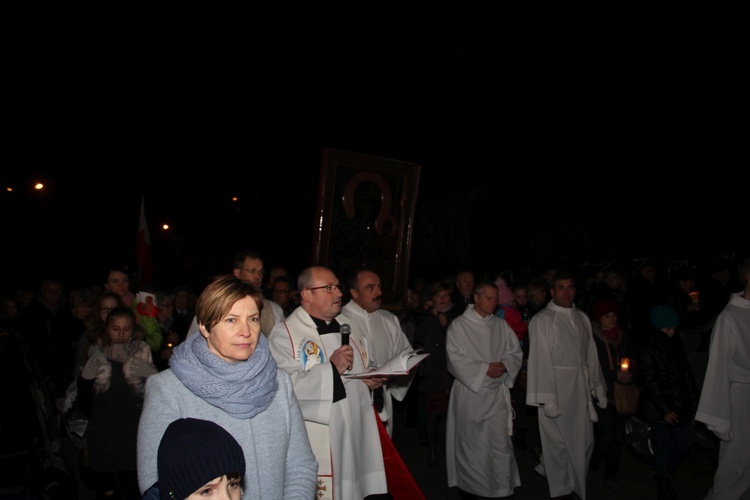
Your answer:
[620,357,630,371]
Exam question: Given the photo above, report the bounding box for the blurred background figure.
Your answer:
[77,306,157,500]
[452,269,475,313]
[171,284,195,340]
[17,276,79,401]
[104,267,162,356]
[272,275,298,318]
[263,265,290,300]
[589,299,635,493]
[635,305,699,500]
[626,259,668,345]
[414,279,461,466]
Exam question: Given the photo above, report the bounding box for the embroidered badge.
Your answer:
[298,339,325,371]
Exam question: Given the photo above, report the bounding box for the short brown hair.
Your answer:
[196,276,264,333]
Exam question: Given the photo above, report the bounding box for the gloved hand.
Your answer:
[597,397,607,409]
[542,403,561,418]
[707,424,732,442]
[81,357,107,380]
[128,357,158,379]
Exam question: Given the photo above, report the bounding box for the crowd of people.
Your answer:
[1,251,748,500]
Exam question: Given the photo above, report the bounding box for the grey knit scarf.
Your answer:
[169,331,278,419]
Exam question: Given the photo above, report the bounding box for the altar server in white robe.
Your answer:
[695,257,750,500]
[446,281,523,499]
[343,268,415,437]
[268,266,389,500]
[526,270,608,500]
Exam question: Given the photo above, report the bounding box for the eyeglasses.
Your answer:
[307,284,343,294]
[240,268,264,276]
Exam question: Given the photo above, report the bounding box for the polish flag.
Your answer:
[135,195,153,287]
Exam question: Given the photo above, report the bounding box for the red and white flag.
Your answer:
[135,195,153,287]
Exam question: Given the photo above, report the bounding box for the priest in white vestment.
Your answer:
[268,266,389,500]
[526,271,607,500]
[342,269,416,437]
[446,281,523,498]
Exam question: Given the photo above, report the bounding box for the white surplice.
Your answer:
[268,307,387,500]
[342,301,415,436]
[445,304,523,498]
[695,292,750,500]
[526,301,607,500]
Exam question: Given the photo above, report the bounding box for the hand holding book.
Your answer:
[344,349,430,379]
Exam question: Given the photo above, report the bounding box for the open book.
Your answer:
[344,349,430,379]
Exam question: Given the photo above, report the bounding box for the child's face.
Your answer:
[107,315,134,344]
[187,474,242,499]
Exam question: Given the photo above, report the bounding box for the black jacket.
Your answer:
[634,327,699,425]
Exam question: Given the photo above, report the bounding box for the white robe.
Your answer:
[342,301,415,436]
[445,304,523,498]
[695,292,750,500]
[268,307,388,500]
[526,301,607,500]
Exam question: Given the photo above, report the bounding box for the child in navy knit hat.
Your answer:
[157,418,245,500]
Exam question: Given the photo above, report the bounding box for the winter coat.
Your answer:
[634,327,699,425]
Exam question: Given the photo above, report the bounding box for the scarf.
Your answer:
[602,324,620,344]
[169,330,278,419]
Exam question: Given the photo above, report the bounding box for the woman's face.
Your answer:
[107,315,135,344]
[99,297,120,322]
[106,271,130,298]
[599,311,618,330]
[201,296,261,363]
[432,289,453,312]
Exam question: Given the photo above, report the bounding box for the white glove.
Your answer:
[542,404,561,418]
[707,424,732,442]
[597,397,607,409]
[81,357,106,380]
[127,357,158,379]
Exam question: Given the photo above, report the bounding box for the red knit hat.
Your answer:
[592,299,618,321]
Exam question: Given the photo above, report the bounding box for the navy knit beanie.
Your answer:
[649,305,680,329]
[158,418,245,500]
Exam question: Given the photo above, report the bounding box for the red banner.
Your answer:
[135,195,153,287]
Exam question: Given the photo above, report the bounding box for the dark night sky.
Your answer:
[3,17,745,293]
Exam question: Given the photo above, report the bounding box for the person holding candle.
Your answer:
[589,299,635,493]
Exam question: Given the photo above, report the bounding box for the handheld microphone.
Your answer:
[340,323,351,346]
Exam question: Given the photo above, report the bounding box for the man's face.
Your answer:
[350,271,383,313]
[269,267,288,285]
[456,272,474,297]
[272,282,293,307]
[41,281,64,307]
[234,257,264,288]
[301,268,343,320]
[550,279,576,308]
[473,286,498,317]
